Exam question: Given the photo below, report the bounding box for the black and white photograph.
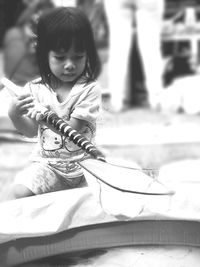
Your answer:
[1,0,200,266]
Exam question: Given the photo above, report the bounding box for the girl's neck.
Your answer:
[51,74,82,91]
[52,81,75,103]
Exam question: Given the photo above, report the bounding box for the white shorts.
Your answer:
[14,161,87,195]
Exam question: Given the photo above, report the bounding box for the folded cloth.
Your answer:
[1,158,200,245]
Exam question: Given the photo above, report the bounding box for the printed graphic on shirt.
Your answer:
[39,123,94,158]
[41,129,63,151]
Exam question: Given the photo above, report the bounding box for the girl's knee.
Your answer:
[9,184,35,200]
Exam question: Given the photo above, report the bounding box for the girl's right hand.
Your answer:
[8,93,35,118]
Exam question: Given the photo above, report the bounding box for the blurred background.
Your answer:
[1,0,200,108]
[1,0,200,201]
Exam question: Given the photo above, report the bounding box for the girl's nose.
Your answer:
[64,60,75,71]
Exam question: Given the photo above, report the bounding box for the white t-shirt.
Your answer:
[24,76,102,163]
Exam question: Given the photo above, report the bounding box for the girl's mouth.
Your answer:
[63,72,76,75]
[63,73,76,77]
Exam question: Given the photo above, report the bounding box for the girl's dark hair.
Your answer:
[36,7,101,87]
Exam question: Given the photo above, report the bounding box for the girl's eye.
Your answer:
[74,55,85,60]
[52,53,86,61]
[54,56,65,61]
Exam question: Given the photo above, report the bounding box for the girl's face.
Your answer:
[48,44,87,84]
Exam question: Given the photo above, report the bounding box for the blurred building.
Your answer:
[1,0,200,85]
[162,0,200,85]
[165,0,200,18]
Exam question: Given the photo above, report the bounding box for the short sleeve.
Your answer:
[23,78,51,105]
[70,82,102,124]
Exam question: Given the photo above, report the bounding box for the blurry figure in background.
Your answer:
[77,0,108,48]
[161,44,200,115]
[0,0,26,44]
[2,0,55,86]
[103,0,165,111]
[163,45,195,87]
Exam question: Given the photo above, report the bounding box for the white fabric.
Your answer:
[0,187,115,244]
[81,158,173,218]
[1,158,200,244]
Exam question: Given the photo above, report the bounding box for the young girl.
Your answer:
[7,7,102,200]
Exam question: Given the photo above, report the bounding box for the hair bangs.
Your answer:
[73,32,87,53]
[46,16,87,53]
[46,27,73,52]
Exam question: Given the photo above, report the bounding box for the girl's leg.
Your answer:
[2,162,86,202]
[2,162,46,202]
[6,184,35,201]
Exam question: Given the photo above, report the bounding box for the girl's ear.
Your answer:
[30,35,38,53]
[86,57,92,75]
[86,56,89,66]
[32,34,38,47]
[83,57,89,77]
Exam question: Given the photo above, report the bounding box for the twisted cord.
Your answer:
[40,110,105,161]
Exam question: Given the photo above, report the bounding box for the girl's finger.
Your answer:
[20,97,35,105]
[22,103,35,110]
[30,110,38,119]
[18,93,33,100]
[35,112,43,121]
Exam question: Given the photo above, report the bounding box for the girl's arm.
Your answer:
[8,93,39,138]
[68,117,87,132]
